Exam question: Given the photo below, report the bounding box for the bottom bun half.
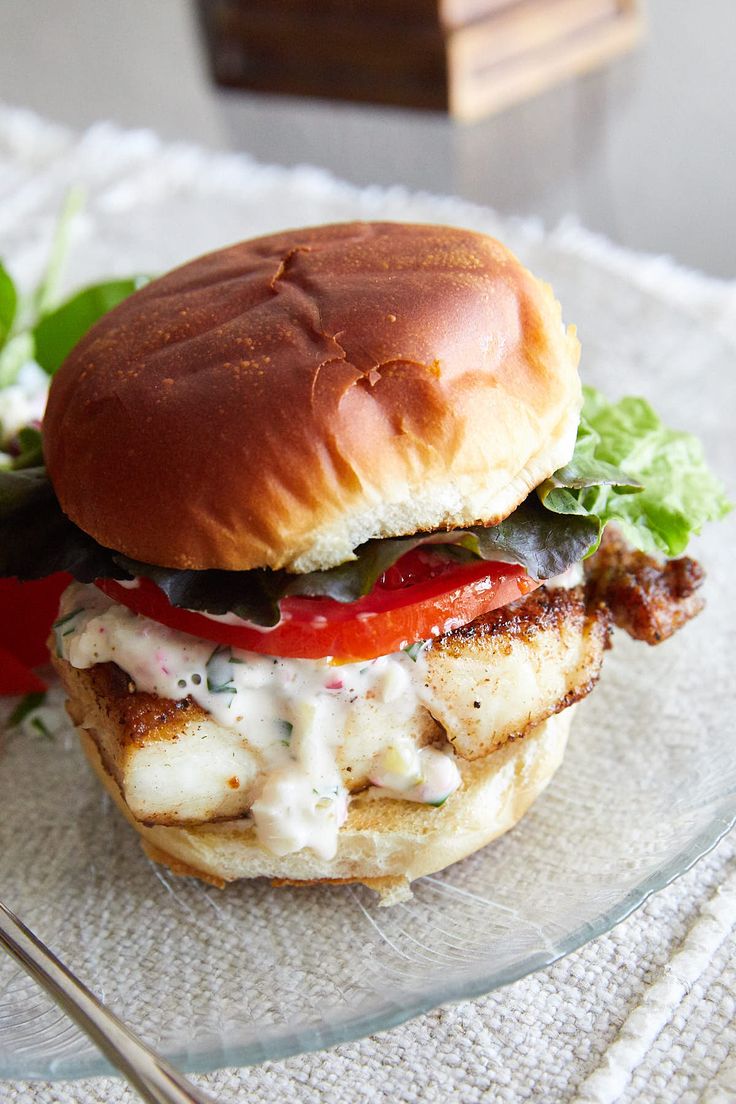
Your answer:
[79,706,574,905]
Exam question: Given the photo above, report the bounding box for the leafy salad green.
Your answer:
[539,387,731,559]
[0,190,146,459]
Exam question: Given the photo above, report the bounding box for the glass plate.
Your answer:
[1,229,734,1082]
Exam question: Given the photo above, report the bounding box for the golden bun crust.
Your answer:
[79,707,574,903]
[45,222,581,573]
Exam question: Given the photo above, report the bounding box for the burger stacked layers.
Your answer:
[3,223,728,902]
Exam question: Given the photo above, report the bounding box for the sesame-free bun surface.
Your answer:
[78,708,573,903]
[45,222,581,573]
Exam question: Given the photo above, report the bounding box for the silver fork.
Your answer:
[0,900,218,1103]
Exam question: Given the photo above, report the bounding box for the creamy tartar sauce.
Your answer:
[544,562,584,589]
[57,583,461,860]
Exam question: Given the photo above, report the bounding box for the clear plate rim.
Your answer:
[8,795,734,1083]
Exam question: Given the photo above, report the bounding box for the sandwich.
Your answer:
[0,222,729,903]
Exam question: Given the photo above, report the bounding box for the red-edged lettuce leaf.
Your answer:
[0,466,132,583]
[90,499,601,625]
[286,498,600,605]
[115,557,286,627]
[5,383,729,626]
[0,465,598,626]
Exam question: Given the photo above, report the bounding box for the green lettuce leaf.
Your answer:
[33,277,147,375]
[0,261,17,349]
[538,386,732,557]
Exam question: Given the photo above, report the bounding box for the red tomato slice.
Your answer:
[0,574,71,669]
[97,558,538,661]
[0,646,47,695]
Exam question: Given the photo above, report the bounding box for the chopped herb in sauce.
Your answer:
[52,607,83,655]
[205,644,236,694]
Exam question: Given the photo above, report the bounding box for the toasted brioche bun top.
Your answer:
[44,222,581,572]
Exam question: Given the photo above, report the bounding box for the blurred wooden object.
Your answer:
[197,0,643,121]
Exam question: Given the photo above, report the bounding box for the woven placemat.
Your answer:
[1,106,734,1104]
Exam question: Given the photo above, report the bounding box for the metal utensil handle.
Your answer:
[0,901,218,1104]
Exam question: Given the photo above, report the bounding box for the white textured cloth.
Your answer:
[1,107,734,1104]
[10,838,736,1104]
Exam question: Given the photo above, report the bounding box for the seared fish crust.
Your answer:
[53,535,705,829]
[421,586,611,761]
[54,584,612,826]
[585,527,705,645]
